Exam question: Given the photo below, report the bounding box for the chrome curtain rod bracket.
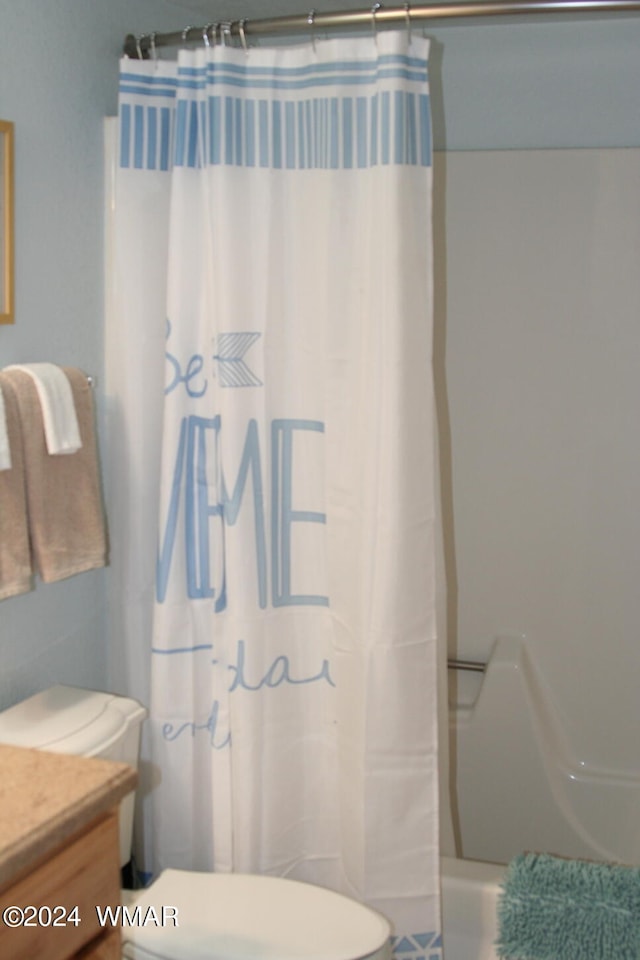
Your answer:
[123,0,640,57]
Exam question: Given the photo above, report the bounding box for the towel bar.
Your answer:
[447,658,486,673]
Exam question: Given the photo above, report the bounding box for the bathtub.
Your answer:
[441,857,504,960]
[440,634,640,959]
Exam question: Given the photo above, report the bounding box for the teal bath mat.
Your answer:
[496,852,640,959]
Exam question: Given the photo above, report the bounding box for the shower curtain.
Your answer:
[109,29,441,959]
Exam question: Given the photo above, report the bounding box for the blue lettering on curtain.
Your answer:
[156,415,327,609]
[221,418,267,609]
[186,415,226,608]
[160,638,335,748]
[271,419,328,608]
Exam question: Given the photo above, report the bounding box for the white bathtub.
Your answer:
[442,635,640,958]
[441,857,504,960]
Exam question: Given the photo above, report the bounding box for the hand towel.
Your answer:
[0,376,32,599]
[0,383,11,471]
[0,367,107,583]
[4,362,82,455]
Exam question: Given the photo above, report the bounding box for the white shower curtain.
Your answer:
[109,30,441,959]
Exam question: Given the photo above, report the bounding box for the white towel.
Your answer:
[4,363,82,455]
[0,384,11,471]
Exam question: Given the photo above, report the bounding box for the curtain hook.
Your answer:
[239,19,249,54]
[308,9,317,53]
[371,3,382,48]
[404,2,412,43]
[203,24,213,47]
[135,35,144,59]
[149,32,158,59]
[181,25,193,46]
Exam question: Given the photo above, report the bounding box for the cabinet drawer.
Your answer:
[0,812,121,960]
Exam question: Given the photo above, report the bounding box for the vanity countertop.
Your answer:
[0,744,136,888]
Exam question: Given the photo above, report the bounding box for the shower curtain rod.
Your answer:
[123,0,640,56]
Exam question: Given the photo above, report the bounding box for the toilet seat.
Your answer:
[121,869,391,960]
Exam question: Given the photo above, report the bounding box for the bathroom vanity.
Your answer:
[0,743,136,959]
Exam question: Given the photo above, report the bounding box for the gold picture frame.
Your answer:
[0,121,14,324]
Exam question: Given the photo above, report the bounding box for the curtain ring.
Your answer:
[371,3,382,47]
[149,32,158,59]
[181,25,192,45]
[239,19,249,54]
[308,9,317,53]
[404,2,412,43]
[135,36,143,60]
[203,24,213,47]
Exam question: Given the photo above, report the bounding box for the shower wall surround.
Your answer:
[436,147,640,775]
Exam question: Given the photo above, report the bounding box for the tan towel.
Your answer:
[0,376,33,599]
[1,366,107,583]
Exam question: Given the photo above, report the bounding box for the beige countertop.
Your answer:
[0,744,136,888]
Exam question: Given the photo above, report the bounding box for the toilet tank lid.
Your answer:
[0,685,147,756]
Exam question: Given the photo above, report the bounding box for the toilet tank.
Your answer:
[0,685,147,867]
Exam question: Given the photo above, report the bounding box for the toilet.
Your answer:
[0,685,392,960]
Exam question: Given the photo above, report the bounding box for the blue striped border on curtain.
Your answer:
[119,53,431,171]
[120,92,431,170]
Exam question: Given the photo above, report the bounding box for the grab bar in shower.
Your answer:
[447,658,486,673]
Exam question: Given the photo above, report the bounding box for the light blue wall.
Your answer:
[0,0,189,710]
